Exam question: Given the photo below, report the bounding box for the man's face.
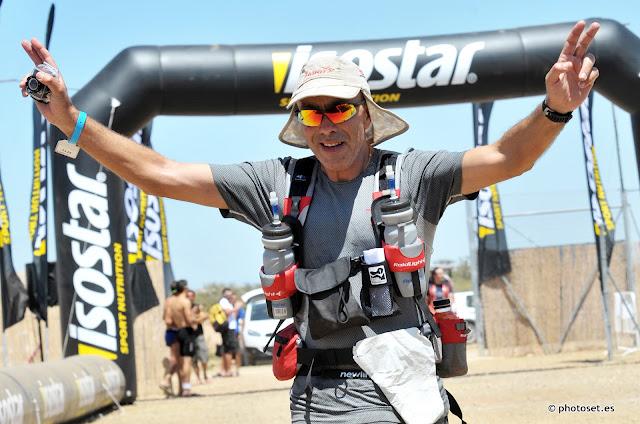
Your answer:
[223,290,233,300]
[299,95,372,181]
[187,291,195,302]
[434,268,445,283]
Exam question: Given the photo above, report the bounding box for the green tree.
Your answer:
[450,258,472,292]
[195,282,260,312]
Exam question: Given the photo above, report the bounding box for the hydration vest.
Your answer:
[264,151,467,423]
[281,151,428,309]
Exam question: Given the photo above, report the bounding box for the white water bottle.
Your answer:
[260,192,297,319]
[380,167,427,297]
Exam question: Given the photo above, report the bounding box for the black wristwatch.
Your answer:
[541,99,573,123]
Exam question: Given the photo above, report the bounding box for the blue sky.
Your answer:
[1,1,639,289]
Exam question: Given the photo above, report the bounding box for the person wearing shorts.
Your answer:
[193,326,209,380]
[186,290,210,383]
[159,280,196,396]
[218,288,240,377]
[177,327,196,357]
[165,328,178,347]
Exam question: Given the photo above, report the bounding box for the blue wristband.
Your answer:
[69,111,87,145]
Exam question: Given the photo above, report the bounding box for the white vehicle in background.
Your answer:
[241,288,293,365]
[452,291,477,343]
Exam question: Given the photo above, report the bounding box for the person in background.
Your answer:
[218,288,240,377]
[186,289,211,384]
[427,267,456,314]
[160,280,195,396]
[231,294,246,376]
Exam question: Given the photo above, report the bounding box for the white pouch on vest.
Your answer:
[352,327,445,424]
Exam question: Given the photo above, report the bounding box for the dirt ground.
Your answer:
[95,346,640,424]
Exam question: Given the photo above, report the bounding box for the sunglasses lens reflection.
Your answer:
[297,103,358,127]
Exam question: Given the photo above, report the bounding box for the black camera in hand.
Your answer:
[26,62,57,104]
[26,70,51,103]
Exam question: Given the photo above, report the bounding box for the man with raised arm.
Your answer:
[21,21,599,423]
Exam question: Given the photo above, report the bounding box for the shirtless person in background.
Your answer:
[160,280,196,396]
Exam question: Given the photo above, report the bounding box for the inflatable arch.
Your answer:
[0,355,125,423]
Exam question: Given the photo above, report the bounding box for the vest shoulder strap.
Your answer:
[374,152,397,194]
[373,150,410,199]
[285,150,409,224]
[284,156,318,226]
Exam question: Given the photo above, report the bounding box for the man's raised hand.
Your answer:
[544,20,600,114]
[19,37,77,133]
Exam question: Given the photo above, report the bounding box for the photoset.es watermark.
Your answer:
[547,404,615,414]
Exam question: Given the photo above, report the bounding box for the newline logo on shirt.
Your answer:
[339,370,369,379]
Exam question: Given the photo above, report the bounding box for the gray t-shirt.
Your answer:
[212,148,465,346]
[211,148,465,423]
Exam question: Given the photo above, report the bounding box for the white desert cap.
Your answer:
[278,56,409,148]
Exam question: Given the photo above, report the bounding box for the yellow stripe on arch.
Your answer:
[272,52,292,93]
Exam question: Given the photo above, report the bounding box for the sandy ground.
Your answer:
[94,346,640,424]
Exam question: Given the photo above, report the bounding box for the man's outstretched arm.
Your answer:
[460,21,600,195]
[20,38,228,209]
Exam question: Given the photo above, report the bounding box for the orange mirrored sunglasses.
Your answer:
[297,101,364,127]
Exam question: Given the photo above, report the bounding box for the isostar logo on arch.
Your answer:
[272,40,485,106]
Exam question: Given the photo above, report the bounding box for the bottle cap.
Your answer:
[261,221,292,238]
[385,165,397,199]
[433,299,451,310]
[269,191,281,224]
[381,198,411,213]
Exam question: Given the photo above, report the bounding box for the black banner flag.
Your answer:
[45,4,55,49]
[27,99,50,323]
[0,171,28,329]
[27,2,56,324]
[473,102,511,282]
[138,124,175,297]
[126,126,159,318]
[158,197,175,297]
[579,92,615,263]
